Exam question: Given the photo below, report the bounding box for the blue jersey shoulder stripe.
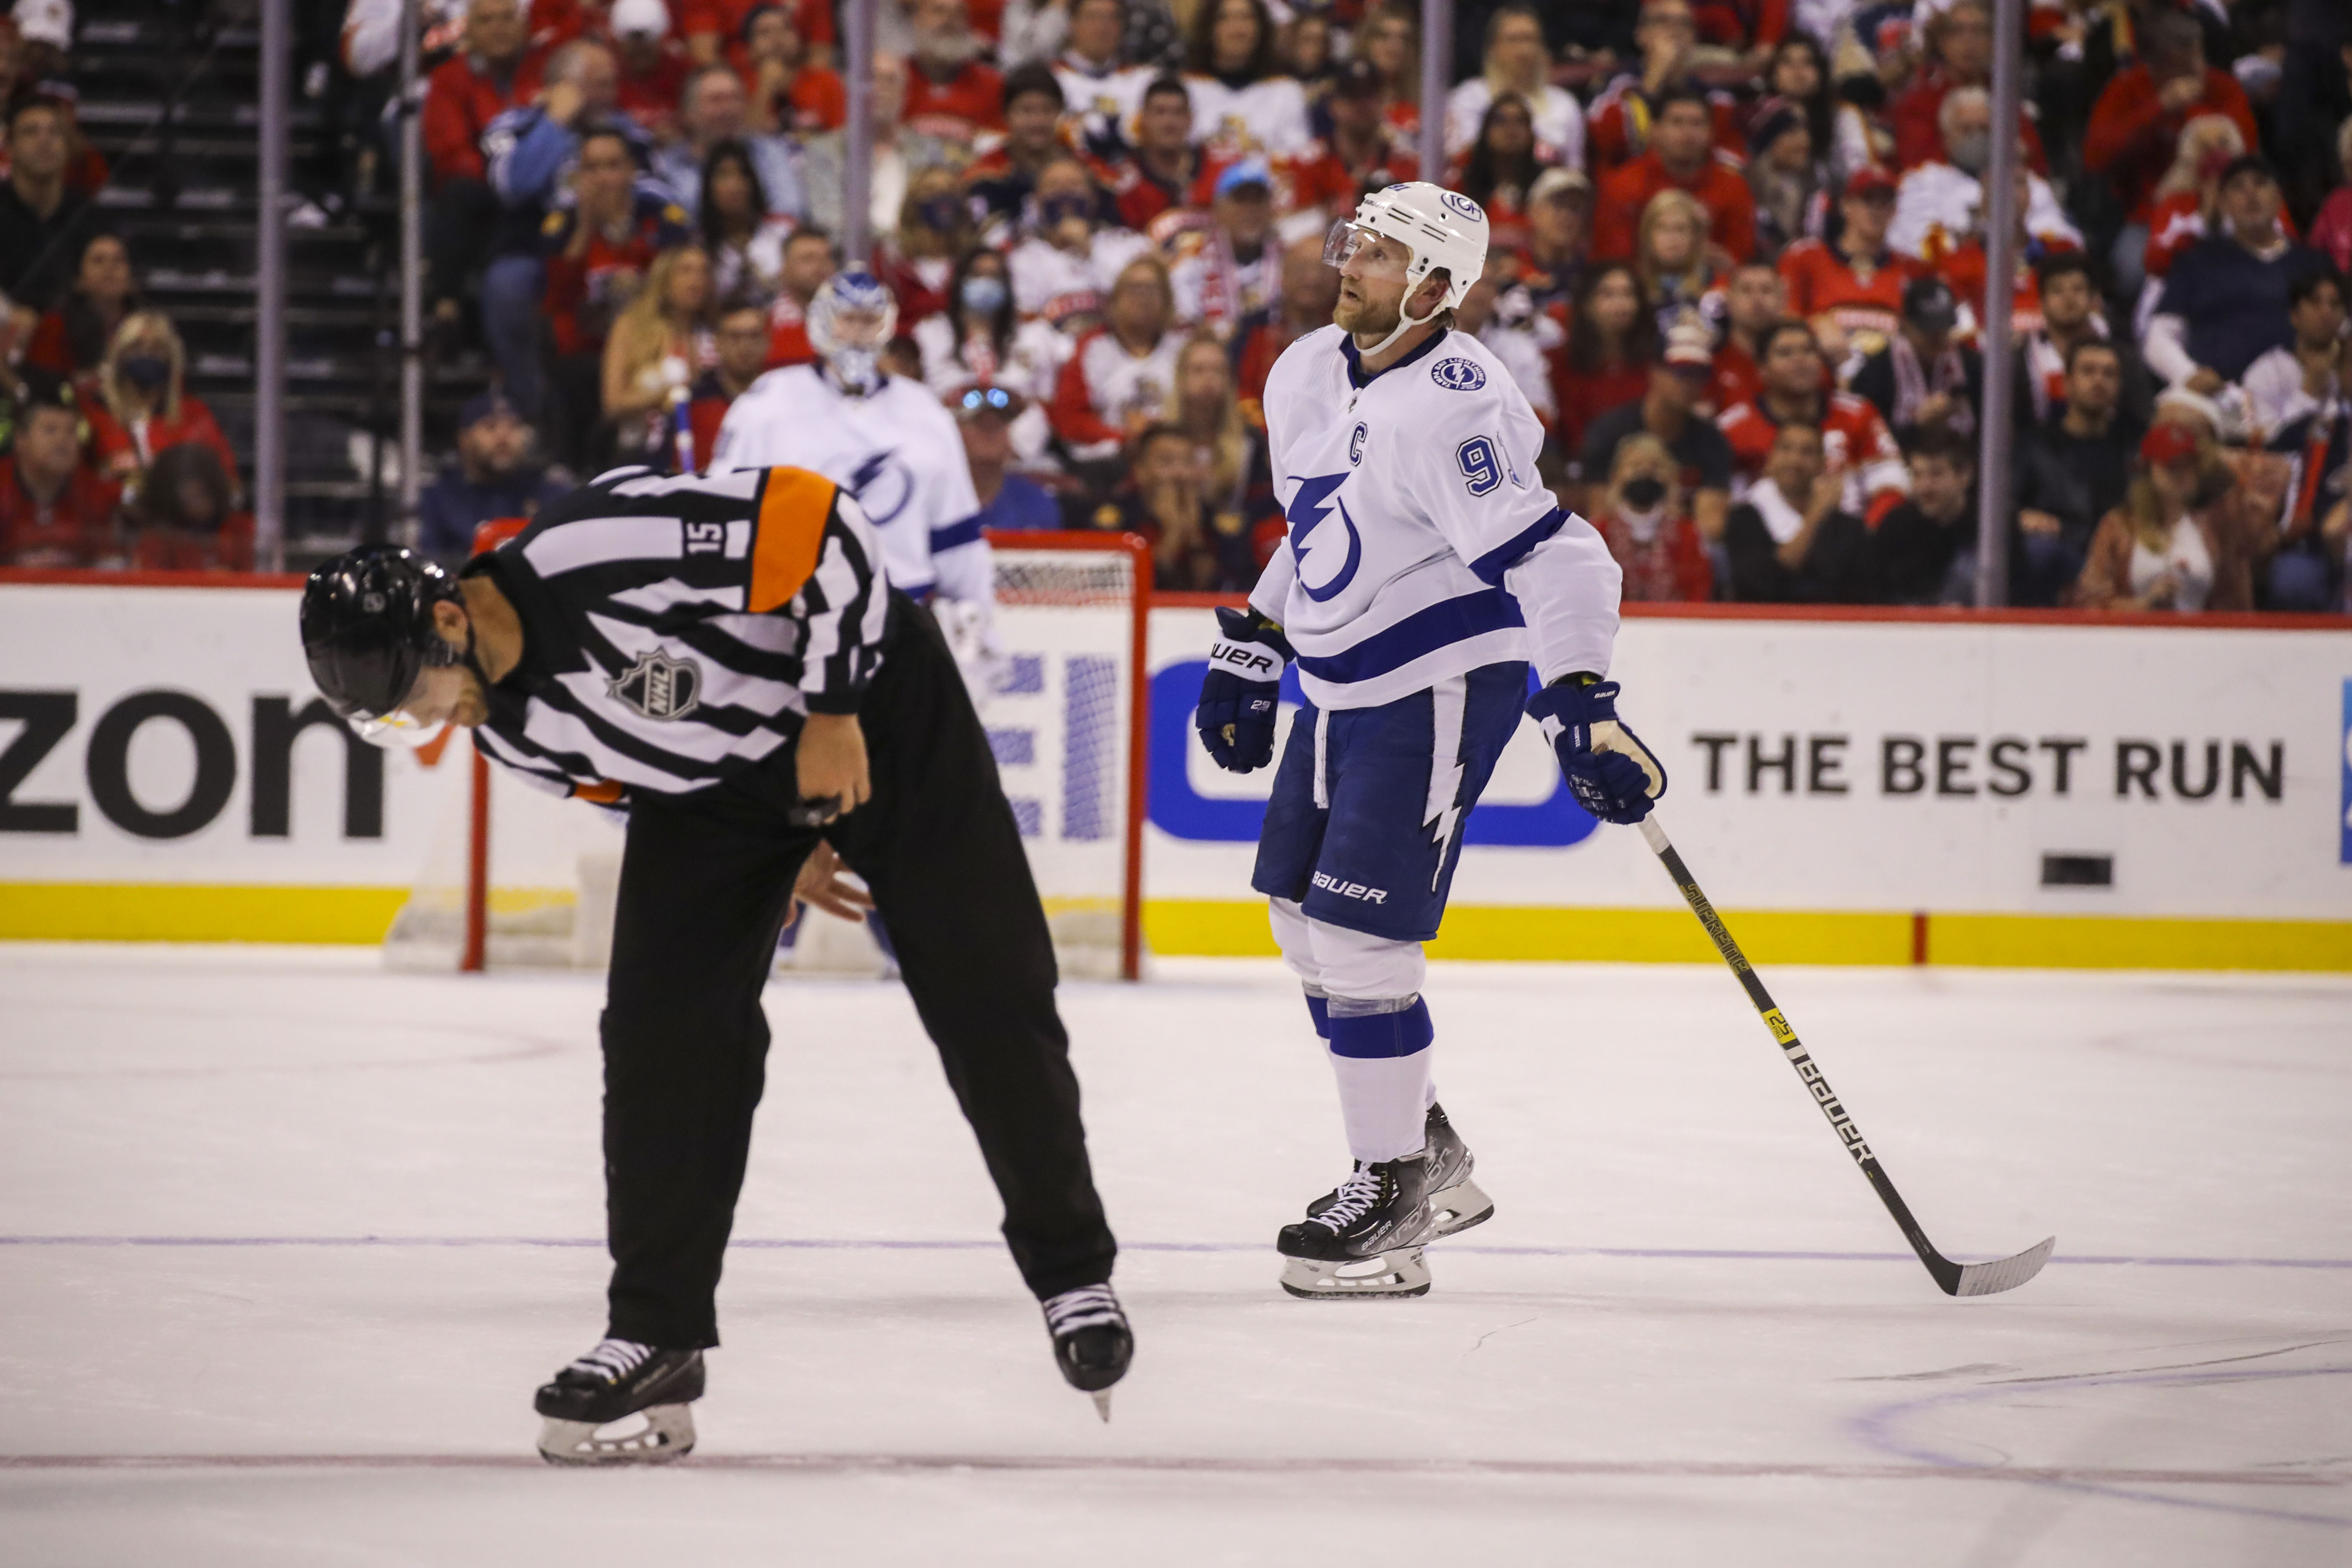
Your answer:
[1467,506,1567,586]
[1292,588,1526,686]
[928,513,986,553]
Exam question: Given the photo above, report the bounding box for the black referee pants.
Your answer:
[597,593,1118,1349]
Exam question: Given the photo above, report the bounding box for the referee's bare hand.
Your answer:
[793,842,874,921]
[796,712,872,821]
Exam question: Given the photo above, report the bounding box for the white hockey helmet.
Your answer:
[1323,181,1491,352]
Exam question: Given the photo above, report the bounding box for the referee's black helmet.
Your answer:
[300,545,465,723]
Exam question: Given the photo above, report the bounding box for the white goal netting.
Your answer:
[384,535,1147,979]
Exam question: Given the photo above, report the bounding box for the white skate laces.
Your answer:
[567,1338,655,1384]
[1042,1284,1124,1335]
[1313,1165,1386,1231]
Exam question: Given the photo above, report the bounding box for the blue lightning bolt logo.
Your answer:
[1286,472,1362,602]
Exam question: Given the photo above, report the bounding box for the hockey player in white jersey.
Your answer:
[1195,183,1668,1299]
[713,270,1002,685]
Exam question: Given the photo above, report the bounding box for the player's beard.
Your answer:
[1332,285,1399,339]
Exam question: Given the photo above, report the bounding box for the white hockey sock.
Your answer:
[1325,997,1435,1165]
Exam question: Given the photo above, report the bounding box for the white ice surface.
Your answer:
[0,943,2346,1565]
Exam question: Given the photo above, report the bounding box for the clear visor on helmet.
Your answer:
[1321,220,1411,278]
[348,708,450,751]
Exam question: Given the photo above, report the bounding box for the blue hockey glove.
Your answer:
[1195,606,1292,773]
[1525,676,1667,825]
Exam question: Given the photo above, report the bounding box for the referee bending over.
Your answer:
[300,465,1130,1463]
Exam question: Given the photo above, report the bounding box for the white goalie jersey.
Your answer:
[1250,325,1621,710]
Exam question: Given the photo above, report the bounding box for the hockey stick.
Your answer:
[1637,814,2054,1297]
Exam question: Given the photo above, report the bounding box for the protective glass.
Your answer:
[1320,220,1408,278]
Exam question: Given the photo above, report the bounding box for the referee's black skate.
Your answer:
[533,1338,704,1465]
[1042,1284,1132,1421]
[1308,1102,1494,1238]
[1279,1152,1435,1299]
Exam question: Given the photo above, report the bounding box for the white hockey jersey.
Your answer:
[711,366,989,608]
[1250,325,1621,710]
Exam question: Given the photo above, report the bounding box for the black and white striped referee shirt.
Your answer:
[462,464,891,801]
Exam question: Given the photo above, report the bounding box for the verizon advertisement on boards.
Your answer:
[3,582,2348,965]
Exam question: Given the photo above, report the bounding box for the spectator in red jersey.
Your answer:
[2084,6,2258,305]
[965,63,1077,229]
[739,4,845,132]
[1710,260,1781,413]
[1936,167,2086,349]
[1051,252,1185,468]
[25,230,138,399]
[1577,316,1733,537]
[1111,75,1200,232]
[1722,421,1875,602]
[1590,432,1713,601]
[125,442,252,573]
[422,0,545,190]
[1181,0,1312,159]
[1635,189,1726,341]
[680,298,770,472]
[762,226,835,366]
[1351,1,1422,143]
[2141,113,2251,285]
[905,0,1006,150]
[914,249,1064,464]
[1717,318,1908,522]
[540,126,693,466]
[0,372,119,568]
[85,312,240,499]
[1689,0,1785,66]
[1777,165,1916,367]
[607,0,692,141]
[1442,4,1586,168]
[1449,93,1551,255]
[1008,153,1152,328]
[2310,120,2352,278]
[1234,233,1340,404]
[1552,262,1658,458]
[877,165,977,328]
[682,0,831,72]
[1586,0,1741,175]
[1888,0,2042,175]
[1743,95,1822,259]
[1514,165,1590,314]
[1889,87,2082,267]
[1314,57,1418,199]
[1592,86,1756,266]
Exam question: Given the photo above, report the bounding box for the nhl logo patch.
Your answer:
[1430,358,1487,392]
[609,650,703,721]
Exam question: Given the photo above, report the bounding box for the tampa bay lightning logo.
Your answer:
[1348,422,1366,466]
[1431,358,1487,392]
[1440,191,1484,222]
[843,449,915,525]
[1286,473,1362,602]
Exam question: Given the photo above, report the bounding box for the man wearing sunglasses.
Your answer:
[298,466,1130,1461]
[1193,182,1663,1301]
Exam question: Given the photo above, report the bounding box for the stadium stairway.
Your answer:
[73,1,493,564]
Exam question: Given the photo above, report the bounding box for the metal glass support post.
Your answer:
[398,0,426,539]
[1973,0,2026,607]
[254,0,290,568]
[1418,0,1452,183]
[843,0,875,267]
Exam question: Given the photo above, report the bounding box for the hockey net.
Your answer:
[383,529,1150,981]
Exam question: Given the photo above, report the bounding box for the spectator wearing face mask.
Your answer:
[967,64,1085,230]
[1887,0,2044,175]
[916,249,1063,465]
[2014,338,2143,607]
[416,392,573,565]
[126,441,252,573]
[1887,87,2081,266]
[1007,154,1151,327]
[85,312,239,499]
[1589,431,1713,602]
[1869,425,1977,605]
[878,165,978,326]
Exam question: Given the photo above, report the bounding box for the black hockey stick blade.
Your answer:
[1635,813,2053,1298]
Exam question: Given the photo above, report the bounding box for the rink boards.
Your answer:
[1,579,2349,970]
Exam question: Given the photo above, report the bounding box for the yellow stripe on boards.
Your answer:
[1926,913,2352,973]
[0,884,409,944]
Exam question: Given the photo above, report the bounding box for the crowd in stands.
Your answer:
[3,0,2352,612]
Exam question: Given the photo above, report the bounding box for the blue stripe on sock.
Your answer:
[1304,993,1330,1039]
[1326,998,1433,1060]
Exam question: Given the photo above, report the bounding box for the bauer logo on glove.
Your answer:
[1523,677,1667,825]
[1195,607,1295,773]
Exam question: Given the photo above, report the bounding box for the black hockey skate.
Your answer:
[1278,1153,1434,1299]
[533,1338,704,1465]
[1308,1102,1494,1238]
[1042,1284,1132,1422]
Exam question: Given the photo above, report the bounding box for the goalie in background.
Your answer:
[298,465,1130,1462]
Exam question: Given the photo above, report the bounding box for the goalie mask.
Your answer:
[299,544,478,748]
[808,270,899,398]
[1323,181,1490,357]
